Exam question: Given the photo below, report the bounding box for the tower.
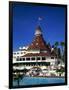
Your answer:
[28,25,50,52]
[35,26,42,36]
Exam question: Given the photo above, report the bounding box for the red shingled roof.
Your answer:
[28,35,48,50]
[28,26,51,51]
[23,26,56,57]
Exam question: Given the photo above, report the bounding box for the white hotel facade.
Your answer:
[13,26,59,71]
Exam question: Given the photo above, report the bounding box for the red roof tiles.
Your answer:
[28,26,51,53]
[23,26,56,57]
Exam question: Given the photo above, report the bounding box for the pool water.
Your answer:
[13,76,65,86]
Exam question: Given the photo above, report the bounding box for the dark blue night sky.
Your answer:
[13,3,65,51]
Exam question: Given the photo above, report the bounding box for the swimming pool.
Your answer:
[13,76,65,86]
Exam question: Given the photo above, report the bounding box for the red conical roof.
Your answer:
[28,26,50,51]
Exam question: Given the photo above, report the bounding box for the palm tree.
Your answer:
[22,68,28,75]
[47,42,51,47]
[16,72,21,86]
[13,68,28,86]
[60,42,65,55]
[54,42,59,62]
[54,42,59,55]
[47,42,51,52]
[13,70,21,86]
[60,42,65,62]
[54,42,59,48]
[58,48,61,59]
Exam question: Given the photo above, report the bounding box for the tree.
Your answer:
[13,68,28,86]
[54,42,59,65]
[54,42,59,63]
[62,49,65,62]
[13,70,22,86]
[60,42,65,62]
[54,42,59,55]
[56,68,65,76]
[58,48,61,59]
[22,68,28,75]
[47,42,51,48]
[54,42,59,48]
[60,42,65,55]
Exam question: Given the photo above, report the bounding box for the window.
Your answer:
[42,57,46,60]
[37,57,40,60]
[21,52,23,54]
[20,58,22,61]
[17,52,19,54]
[51,57,54,59]
[24,52,26,54]
[22,58,25,61]
[26,58,30,60]
[36,43,38,45]
[16,58,19,61]
[31,57,35,60]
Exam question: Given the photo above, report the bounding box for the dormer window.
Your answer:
[36,43,38,45]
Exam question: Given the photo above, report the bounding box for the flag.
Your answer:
[38,17,43,21]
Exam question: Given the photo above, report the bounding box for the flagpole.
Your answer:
[37,17,43,26]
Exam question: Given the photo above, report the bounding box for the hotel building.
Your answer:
[13,25,59,71]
